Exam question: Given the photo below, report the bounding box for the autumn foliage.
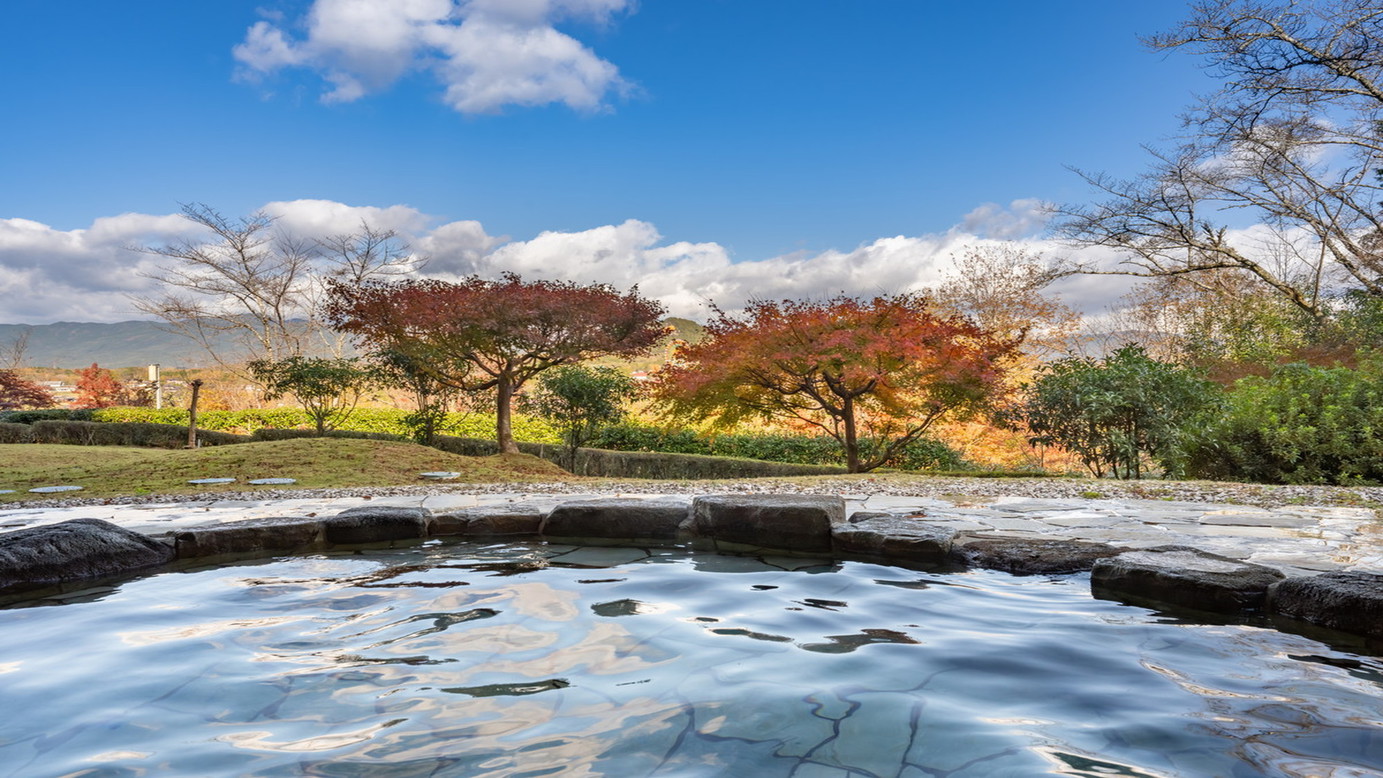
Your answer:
[325,273,666,453]
[655,294,1018,472]
[0,370,55,411]
[74,363,127,409]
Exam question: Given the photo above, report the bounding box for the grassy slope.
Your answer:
[0,439,574,502]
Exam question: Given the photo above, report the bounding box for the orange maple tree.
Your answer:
[73,363,127,409]
[325,273,666,454]
[655,294,1019,472]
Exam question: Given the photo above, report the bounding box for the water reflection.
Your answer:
[0,543,1379,777]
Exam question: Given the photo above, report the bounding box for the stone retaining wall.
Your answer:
[2,494,1379,642]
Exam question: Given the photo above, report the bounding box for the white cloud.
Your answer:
[958,198,1053,241]
[0,200,1146,326]
[260,199,432,238]
[233,0,630,113]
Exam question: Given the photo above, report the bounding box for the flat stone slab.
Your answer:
[0,519,174,593]
[431,504,547,537]
[833,515,953,563]
[691,494,845,552]
[325,505,431,544]
[1269,572,1383,640]
[174,516,325,558]
[1092,546,1286,613]
[952,533,1124,575]
[542,498,690,540]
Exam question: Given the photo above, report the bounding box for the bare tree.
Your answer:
[1058,0,1383,323]
[131,203,417,368]
[929,245,1081,359]
[0,327,31,370]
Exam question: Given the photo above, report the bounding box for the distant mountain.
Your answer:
[1,316,711,370]
[0,321,245,369]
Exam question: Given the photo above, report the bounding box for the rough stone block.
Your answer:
[953,533,1124,575]
[1092,545,1285,613]
[175,517,325,558]
[430,505,547,537]
[0,519,174,593]
[691,494,845,552]
[542,498,690,540]
[833,515,953,563]
[324,505,430,544]
[1268,572,1383,640]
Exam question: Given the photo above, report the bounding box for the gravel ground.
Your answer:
[8,475,1383,511]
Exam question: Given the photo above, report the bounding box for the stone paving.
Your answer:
[2,489,1379,579]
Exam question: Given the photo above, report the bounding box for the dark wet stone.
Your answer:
[1268,572,1383,640]
[848,510,892,524]
[429,505,546,537]
[542,498,690,540]
[0,519,174,593]
[1092,545,1286,613]
[833,516,953,563]
[691,494,845,552]
[324,505,430,544]
[951,533,1123,575]
[174,517,324,558]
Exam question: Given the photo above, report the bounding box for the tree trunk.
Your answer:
[187,379,203,449]
[841,398,861,473]
[496,374,519,454]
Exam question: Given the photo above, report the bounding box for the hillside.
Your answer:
[0,317,708,370]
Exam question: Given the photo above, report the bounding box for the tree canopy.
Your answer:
[0,371,54,411]
[325,273,666,453]
[1005,345,1221,479]
[655,294,1017,473]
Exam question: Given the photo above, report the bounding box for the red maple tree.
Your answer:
[0,370,56,411]
[326,274,666,453]
[655,294,1018,472]
[73,363,127,409]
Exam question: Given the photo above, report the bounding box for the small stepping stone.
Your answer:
[29,485,84,494]
[248,478,296,485]
[187,478,237,485]
[420,471,461,480]
[0,490,15,495]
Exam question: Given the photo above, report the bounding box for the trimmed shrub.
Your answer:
[89,406,564,443]
[588,423,963,471]
[251,428,409,443]
[0,409,94,424]
[28,420,248,448]
[0,422,33,443]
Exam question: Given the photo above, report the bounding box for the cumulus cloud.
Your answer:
[0,217,178,323]
[0,199,1148,326]
[958,198,1053,241]
[233,0,631,113]
[260,199,432,238]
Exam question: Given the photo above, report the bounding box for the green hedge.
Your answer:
[0,422,33,443]
[251,428,410,443]
[0,409,95,424]
[26,421,249,449]
[589,423,964,470]
[83,407,564,443]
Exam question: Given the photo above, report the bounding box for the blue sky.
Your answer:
[0,1,1209,323]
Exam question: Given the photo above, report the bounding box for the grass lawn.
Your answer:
[0,438,576,502]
